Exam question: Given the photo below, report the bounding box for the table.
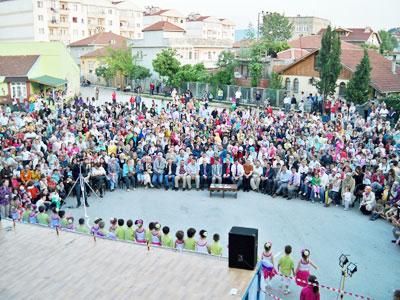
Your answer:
[209,183,238,198]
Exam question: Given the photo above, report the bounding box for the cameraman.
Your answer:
[71,157,89,208]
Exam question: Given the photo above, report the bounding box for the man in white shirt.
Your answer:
[287,167,301,199]
[231,160,244,190]
[283,94,291,113]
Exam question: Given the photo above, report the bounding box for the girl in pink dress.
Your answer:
[261,242,277,289]
[295,249,318,287]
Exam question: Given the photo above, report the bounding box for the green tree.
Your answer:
[260,12,294,42]
[245,22,256,40]
[269,72,283,89]
[211,51,237,85]
[345,49,372,104]
[173,63,210,86]
[379,30,399,54]
[152,48,181,85]
[95,66,114,83]
[316,26,342,99]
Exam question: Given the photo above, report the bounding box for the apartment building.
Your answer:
[143,7,185,27]
[0,0,143,44]
[131,21,233,75]
[287,15,331,38]
[185,13,235,42]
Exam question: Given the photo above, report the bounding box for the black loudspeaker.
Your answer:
[228,226,258,270]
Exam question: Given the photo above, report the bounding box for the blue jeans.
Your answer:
[164,174,175,188]
[152,173,164,186]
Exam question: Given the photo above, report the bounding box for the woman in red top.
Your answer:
[300,275,320,300]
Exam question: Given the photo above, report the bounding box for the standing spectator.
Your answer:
[111,90,117,105]
[0,179,12,219]
[150,82,155,95]
[283,93,291,113]
[300,275,320,300]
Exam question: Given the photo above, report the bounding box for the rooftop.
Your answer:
[142,21,185,32]
[69,31,127,47]
[0,55,39,77]
[288,34,361,50]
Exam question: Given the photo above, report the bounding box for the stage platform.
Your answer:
[0,220,256,300]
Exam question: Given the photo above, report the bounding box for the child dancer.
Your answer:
[184,227,196,251]
[210,233,223,256]
[66,217,74,231]
[195,230,210,254]
[278,245,295,295]
[295,249,318,287]
[175,230,185,251]
[134,219,146,243]
[124,219,134,241]
[59,210,68,228]
[161,226,173,248]
[91,217,102,235]
[151,222,162,246]
[261,242,277,289]
[29,208,37,224]
[50,207,60,228]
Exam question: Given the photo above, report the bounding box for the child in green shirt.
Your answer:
[184,227,196,251]
[76,218,90,234]
[37,206,49,226]
[22,204,32,223]
[161,226,173,248]
[278,245,295,295]
[124,219,134,241]
[115,219,125,240]
[210,233,223,256]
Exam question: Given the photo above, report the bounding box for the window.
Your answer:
[285,78,291,91]
[339,82,346,97]
[136,23,140,28]
[82,30,85,36]
[108,9,112,14]
[39,28,44,34]
[314,55,319,71]
[189,51,192,60]
[293,78,299,93]
[38,15,43,21]
[73,4,77,11]
[72,17,77,23]
[108,20,112,26]
[81,18,84,24]
[73,29,78,36]
[37,1,43,8]
[11,82,27,99]
[208,52,211,60]
[49,28,54,35]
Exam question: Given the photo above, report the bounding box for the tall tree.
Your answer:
[173,63,210,86]
[379,30,399,54]
[269,72,284,89]
[260,12,294,42]
[211,51,237,85]
[345,49,372,104]
[316,26,342,99]
[152,48,181,85]
[245,22,256,40]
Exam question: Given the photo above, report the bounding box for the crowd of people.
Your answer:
[1,87,400,300]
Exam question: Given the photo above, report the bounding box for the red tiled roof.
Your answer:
[0,55,39,77]
[69,32,127,47]
[317,27,381,43]
[288,35,361,51]
[195,16,210,21]
[142,21,185,32]
[277,48,310,60]
[341,49,400,93]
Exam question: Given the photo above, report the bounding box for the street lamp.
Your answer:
[338,254,357,299]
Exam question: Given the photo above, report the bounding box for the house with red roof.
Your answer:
[144,7,186,28]
[275,46,400,98]
[318,27,381,48]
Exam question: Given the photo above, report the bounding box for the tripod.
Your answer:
[66,163,101,226]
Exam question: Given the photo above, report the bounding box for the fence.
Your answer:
[131,79,286,108]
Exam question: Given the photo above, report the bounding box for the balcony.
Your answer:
[48,19,59,27]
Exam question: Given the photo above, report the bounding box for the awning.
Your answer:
[30,75,67,87]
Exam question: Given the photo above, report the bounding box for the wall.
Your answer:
[0,0,35,41]
[281,75,349,98]
[68,45,96,66]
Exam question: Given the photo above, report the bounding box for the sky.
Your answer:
[136,0,399,30]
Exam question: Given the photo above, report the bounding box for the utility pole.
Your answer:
[257,11,265,40]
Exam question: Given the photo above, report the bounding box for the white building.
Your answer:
[0,0,143,45]
[185,14,235,42]
[143,7,185,27]
[287,15,331,39]
[131,21,233,76]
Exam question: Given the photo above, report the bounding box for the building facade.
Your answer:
[0,41,80,102]
[0,0,143,45]
[131,21,234,77]
[288,15,331,39]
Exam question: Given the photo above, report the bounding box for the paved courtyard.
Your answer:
[63,188,400,299]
